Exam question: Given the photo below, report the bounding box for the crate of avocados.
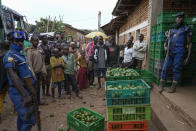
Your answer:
[107,121,148,131]
[67,107,105,131]
[136,70,154,86]
[106,68,140,81]
[105,79,151,106]
[107,104,151,122]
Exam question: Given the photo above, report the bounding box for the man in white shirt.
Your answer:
[133,34,147,69]
[123,36,134,68]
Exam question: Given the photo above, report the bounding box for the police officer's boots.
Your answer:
[168,81,177,93]
[158,80,165,94]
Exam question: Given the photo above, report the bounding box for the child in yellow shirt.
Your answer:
[50,48,65,101]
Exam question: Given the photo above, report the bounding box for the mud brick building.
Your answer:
[64,24,89,42]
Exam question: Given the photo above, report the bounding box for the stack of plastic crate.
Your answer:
[181,17,196,86]
[149,25,156,73]
[154,12,178,85]
[105,79,151,131]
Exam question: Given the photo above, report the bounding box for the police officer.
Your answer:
[3,31,35,130]
[158,12,192,93]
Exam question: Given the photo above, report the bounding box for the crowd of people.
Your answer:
[0,30,147,130]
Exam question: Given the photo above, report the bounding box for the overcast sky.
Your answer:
[2,0,117,30]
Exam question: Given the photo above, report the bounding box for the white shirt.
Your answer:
[123,47,133,63]
[133,40,147,60]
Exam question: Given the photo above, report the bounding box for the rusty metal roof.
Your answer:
[112,0,140,16]
[101,16,127,35]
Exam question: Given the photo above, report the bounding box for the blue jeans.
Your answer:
[9,88,35,131]
[161,52,185,81]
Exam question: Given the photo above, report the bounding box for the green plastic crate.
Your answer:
[156,33,167,42]
[150,51,155,59]
[149,59,154,67]
[157,12,185,24]
[149,58,154,71]
[149,64,154,73]
[150,45,155,52]
[186,17,196,25]
[151,25,157,34]
[137,70,154,86]
[158,12,188,24]
[156,23,173,33]
[150,34,157,43]
[155,51,165,60]
[106,69,140,81]
[67,107,105,131]
[192,36,196,43]
[155,42,165,52]
[107,105,151,122]
[105,79,151,106]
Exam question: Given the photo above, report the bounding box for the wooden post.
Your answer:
[98,11,101,31]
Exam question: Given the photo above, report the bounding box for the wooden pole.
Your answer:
[98,11,101,31]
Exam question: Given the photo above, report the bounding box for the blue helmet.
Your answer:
[7,31,26,41]
[13,31,26,39]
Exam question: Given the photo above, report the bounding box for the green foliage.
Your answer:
[34,18,65,33]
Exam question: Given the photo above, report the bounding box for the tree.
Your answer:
[33,18,65,33]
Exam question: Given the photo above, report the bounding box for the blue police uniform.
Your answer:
[3,44,35,131]
[161,25,192,81]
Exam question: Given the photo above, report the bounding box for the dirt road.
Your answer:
[0,85,107,131]
[0,79,158,131]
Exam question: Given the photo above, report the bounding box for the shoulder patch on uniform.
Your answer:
[8,57,14,62]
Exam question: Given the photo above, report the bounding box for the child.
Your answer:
[94,36,108,89]
[62,46,83,99]
[50,48,65,101]
[77,50,88,90]
[26,36,47,105]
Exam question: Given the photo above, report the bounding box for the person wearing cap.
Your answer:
[3,31,36,130]
[133,34,147,69]
[158,12,192,93]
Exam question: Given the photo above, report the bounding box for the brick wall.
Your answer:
[163,0,196,16]
[119,0,150,45]
[64,26,85,42]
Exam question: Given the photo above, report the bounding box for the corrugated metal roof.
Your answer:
[1,5,23,17]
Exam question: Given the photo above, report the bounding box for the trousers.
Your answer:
[35,72,42,104]
[133,59,142,69]
[9,89,35,131]
[64,74,79,95]
[161,52,185,81]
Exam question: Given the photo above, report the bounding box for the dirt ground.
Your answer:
[0,79,157,131]
[0,79,107,131]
